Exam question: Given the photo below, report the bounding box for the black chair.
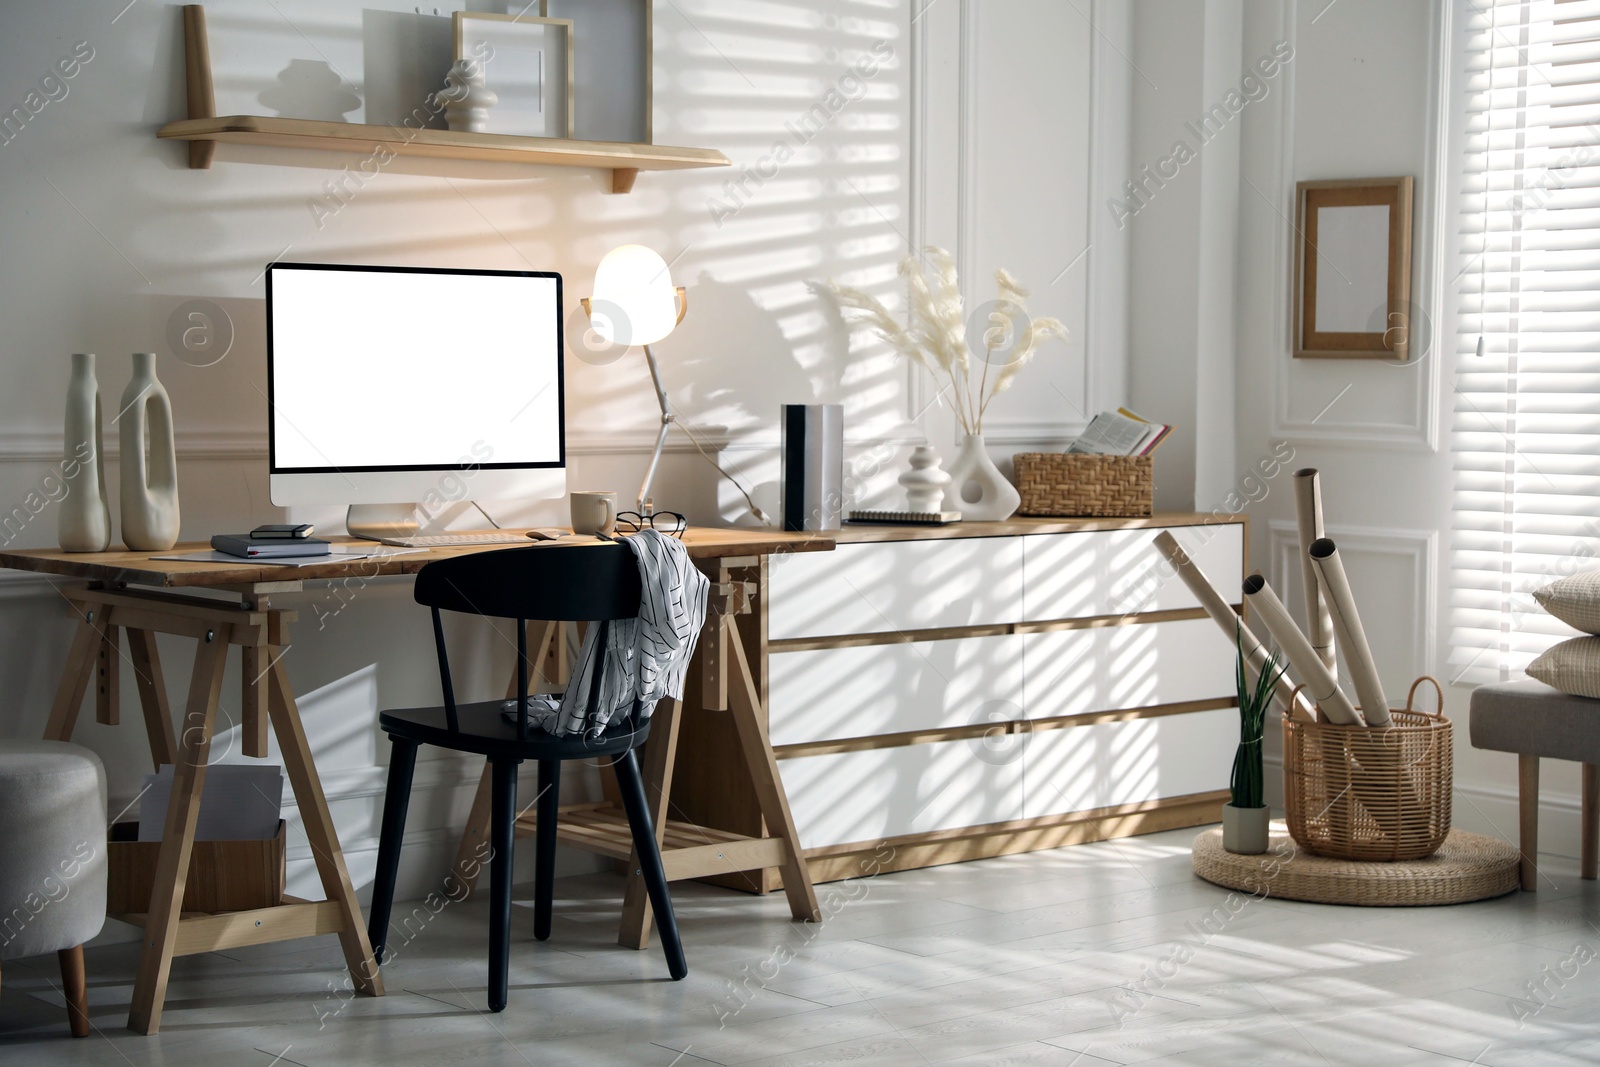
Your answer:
[366,544,688,1012]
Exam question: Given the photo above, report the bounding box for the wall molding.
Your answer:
[0,426,942,465]
[946,0,1102,447]
[1267,0,1445,451]
[1267,519,1438,682]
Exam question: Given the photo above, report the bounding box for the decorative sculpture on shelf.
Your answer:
[435,59,498,134]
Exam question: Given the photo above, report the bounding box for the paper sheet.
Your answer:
[151,546,426,566]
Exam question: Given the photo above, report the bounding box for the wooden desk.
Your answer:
[0,527,832,1033]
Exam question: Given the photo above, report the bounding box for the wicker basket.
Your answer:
[1012,453,1153,518]
[1283,677,1452,862]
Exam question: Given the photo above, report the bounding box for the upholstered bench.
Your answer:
[1470,678,1600,891]
[0,741,107,1036]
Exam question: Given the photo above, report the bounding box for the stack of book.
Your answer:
[210,532,331,559]
[1067,408,1173,456]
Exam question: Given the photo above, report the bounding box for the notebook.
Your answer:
[846,509,963,526]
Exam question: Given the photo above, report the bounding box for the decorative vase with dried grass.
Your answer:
[822,248,1067,520]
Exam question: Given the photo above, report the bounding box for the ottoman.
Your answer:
[1470,678,1600,892]
[0,740,108,1037]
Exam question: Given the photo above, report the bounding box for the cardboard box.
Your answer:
[107,820,286,914]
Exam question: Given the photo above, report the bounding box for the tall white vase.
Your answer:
[941,433,1020,522]
[58,353,112,552]
[120,352,180,551]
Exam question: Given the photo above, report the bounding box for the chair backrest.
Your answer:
[414,543,642,622]
[413,544,644,736]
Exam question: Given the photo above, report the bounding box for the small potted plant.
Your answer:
[1224,626,1286,854]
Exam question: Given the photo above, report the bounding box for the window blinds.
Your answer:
[1452,0,1600,683]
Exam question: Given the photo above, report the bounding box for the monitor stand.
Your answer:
[345,503,420,541]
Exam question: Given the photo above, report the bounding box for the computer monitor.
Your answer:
[265,262,566,538]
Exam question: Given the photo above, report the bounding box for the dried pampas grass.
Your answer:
[823,247,1067,434]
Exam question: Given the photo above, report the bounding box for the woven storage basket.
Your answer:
[1012,453,1153,518]
[1283,677,1451,862]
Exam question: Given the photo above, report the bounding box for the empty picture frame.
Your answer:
[453,11,574,138]
[1293,176,1414,360]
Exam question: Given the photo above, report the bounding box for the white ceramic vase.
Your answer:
[119,352,180,551]
[58,353,112,552]
[941,434,1020,521]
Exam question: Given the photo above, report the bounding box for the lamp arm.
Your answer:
[638,342,674,516]
[643,342,672,423]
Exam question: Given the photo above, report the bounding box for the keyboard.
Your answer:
[376,531,531,548]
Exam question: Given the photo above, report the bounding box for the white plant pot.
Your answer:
[1222,803,1271,855]
[941,433,1020,521]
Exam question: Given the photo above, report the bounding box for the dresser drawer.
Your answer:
[769,635,1023,747]
[778,739,1024,850]
[1021,707,1235,818]
[1021,617,1234,720]
[768,537,1025,640]
[1020,523,1244,621]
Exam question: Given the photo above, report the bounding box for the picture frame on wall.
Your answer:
[452,11,574,139]
[1292,176,1414,360]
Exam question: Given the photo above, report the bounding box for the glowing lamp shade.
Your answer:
[589,244,678,347]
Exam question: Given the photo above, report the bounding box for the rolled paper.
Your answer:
[1294,469,1337,672]
[1241,574,1361,725]
[1152,532,1315,722]
[1309,538,1391,728]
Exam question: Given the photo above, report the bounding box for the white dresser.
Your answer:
[759,514,1247,882]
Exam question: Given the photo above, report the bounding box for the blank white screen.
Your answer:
[269,267,561,471]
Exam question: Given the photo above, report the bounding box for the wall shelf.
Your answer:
[157,115,730,193]
[160,4,728,194]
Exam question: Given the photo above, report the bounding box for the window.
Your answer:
[1451,0,1600,683]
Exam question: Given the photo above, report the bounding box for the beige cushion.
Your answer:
[1534,571,1600,634]
[1527,636,1600,698]
[1470,678,1600,759]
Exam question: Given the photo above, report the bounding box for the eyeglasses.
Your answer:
[615,510,687,538]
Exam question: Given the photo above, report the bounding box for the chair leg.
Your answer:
[368,739,419,965]
[1519,754,1540,892]
[488,757,520,1012]
[611,750,686,980]
[59,944,88,1038]
[1584,763,1598,881]
[534,760,561,942]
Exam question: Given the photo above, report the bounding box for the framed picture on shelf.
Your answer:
[452,11,574,138]
[1292,176,1414,360]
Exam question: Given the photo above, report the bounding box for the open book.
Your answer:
[1067,408,1173,456]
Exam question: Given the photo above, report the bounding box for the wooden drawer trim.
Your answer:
[768,605,1236,652]
[772,696,1237,758]
[795,790,1231,884]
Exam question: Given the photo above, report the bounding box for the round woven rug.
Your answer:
[1191,826,1520,906]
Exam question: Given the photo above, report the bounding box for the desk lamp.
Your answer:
[582,244,686,519]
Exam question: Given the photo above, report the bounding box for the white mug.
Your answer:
[569,491,618,536]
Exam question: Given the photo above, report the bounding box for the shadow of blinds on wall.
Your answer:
[1452,0,1600,684]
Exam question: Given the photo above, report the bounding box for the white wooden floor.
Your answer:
[2,826,1598,1065]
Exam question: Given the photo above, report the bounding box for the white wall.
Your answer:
[0,0,1104,903]
[1230,0,1583,857]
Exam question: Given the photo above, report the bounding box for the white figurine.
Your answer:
[436,59,498,134]
[900,445,952,513]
